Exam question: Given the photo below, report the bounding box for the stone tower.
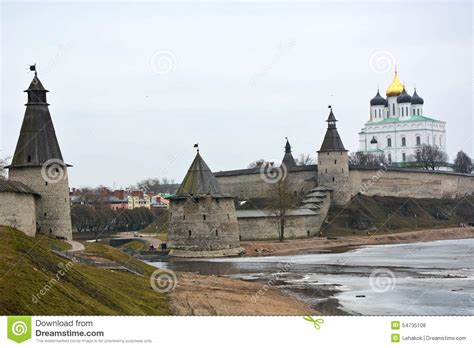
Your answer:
[168,150,241,256]
[317,108,350,206]
[7,72,73,240]
[281,138,297,169]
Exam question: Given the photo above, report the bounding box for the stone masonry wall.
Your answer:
[317,151,350,205]
[216,170,316,199]
[0,192,37,237]
[168,196,240,251]
[9,167,73,239]
[350,169,474,199]
[237,191,331,240]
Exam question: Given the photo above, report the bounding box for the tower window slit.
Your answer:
[215,230,218,236]
[188,230,192,236]
[332,177,335,182]
[203,214,206,220]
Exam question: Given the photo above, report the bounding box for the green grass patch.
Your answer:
[49,239,72,251]
[82,241,156,276]
[0,226,171,315]
[119,240,148,253]
[140,211,169,241]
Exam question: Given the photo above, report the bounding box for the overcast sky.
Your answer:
[1,0,472,188]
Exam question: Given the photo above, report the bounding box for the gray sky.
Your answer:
[1,0,472,188]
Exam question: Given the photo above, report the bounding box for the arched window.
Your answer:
[439,136,443,146]
[402,153,406,162]
[387,138,392,147]
[392,104,395,115]
[387,153,392,164]
[401,107,404,117]
[416,136,421,146]
[401,137,406,147]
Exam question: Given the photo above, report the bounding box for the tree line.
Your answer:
[71,205,156,235]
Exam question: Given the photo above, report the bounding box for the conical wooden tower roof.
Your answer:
[8,73,68,168]
[318,109,346,152]
[175,152,229,198]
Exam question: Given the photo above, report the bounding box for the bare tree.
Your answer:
[136,177,177,194]
[266,178,299,242]
[296,154,315,165]
[349,151,386,166]
[248,159,267,169]
[453,150,472,173]
[416,144,448,170]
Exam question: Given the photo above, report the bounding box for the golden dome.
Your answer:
[385,71,404,97]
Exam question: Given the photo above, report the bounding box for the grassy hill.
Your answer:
[323,195,474,236]
[0,227,171,315]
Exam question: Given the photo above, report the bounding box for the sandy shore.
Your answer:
[169,271,317,315]
[241,226,474,257]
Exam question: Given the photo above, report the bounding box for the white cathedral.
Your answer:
[359,70,446,164]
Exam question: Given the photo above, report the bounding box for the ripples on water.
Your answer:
[150,239,474,315]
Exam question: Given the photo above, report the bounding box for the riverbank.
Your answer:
[241,226,474,257]
[169,271,317,315]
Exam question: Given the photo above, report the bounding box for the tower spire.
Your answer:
[319,107,346,151]
[282,137,296,168]
[7,70,67,168]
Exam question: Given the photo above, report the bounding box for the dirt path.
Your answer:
[242,226,474,257]
[67,240,85,252]
[170,272,317,316]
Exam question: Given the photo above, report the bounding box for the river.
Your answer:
[149,238,474,315]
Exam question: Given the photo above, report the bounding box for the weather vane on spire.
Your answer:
[29,64,37,76]
[193,143,199,153]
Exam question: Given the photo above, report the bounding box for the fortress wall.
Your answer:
[9,167,73,240]
[0,192,37,237]
[237,191,331,240]
[237,214,321,240]
[216,170,317,199]
[350,169,474,199]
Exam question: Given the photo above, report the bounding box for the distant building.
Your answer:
[151,194,169,208]
[127,193,151,209]
[359,70,446,164]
